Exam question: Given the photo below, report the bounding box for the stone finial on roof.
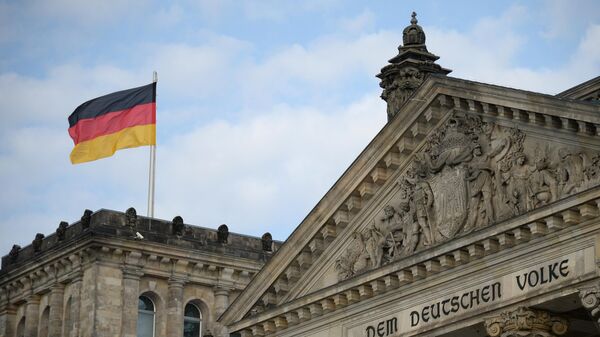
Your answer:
[172,216,185,236]
[261,232,273,252]
[81,209,93,230]
[403,12,426,46]
[125,207,137,229]
[8,245,21,263]
[377,12,451,121]
[32,233,44,253]
[217,224,229,244]
[56,221,68,241]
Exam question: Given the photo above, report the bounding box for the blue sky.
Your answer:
[0,0,599,256]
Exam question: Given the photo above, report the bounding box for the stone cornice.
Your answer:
[221,75,600,326]
[229,188,600,334]
[0,231,265,306]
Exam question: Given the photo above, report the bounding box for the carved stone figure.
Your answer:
[363,226,386,268]
[558,148,587,195]
[464,145,495,232]
[530,152,558,207]
[217,224,229,244]
[56,221,68,241]
[32,233,44,253]
[584,153,600,184]
[125,207,137,229]
[8,244,21,263]
[485,307,568,337]
[81,209,93,229]
[336,112,600,281]
[335,231,368,279]
[411,161,434,245]
[261,232,273,251]
[382,202,419,260]
[503,152,535,215]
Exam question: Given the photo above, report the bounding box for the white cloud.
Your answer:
[155,93,385,239]
[539,0,600,39]
[338,9,376,33]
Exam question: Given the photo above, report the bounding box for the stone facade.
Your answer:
[0,209,278,337]
[219,14,600,337]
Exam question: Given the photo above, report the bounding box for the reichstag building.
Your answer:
[2,12,600,337]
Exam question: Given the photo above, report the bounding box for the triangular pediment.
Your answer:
[220,75,600,332]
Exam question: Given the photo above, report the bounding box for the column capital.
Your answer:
[50,282,65,292]
[25,294,41,305]
[168,275,187,287]
[485,307,568,337]
[214,287,230,297]
[122,266,144,280]
[580,283,600,325]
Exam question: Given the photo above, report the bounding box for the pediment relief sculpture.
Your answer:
[336,113,600,280]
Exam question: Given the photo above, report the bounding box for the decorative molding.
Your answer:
[484,307,568,337]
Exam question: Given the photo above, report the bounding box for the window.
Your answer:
[39,306,49,337]
[16,317,25,337]
[183,303,202,337]
[137,296,155,337]
[63,297,72,337]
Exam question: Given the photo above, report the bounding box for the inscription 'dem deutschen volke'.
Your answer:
[364,259,570,337]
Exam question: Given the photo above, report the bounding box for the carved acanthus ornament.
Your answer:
[336,112,600,280]
[484,307,568,337]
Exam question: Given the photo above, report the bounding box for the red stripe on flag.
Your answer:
[68,103,156,145]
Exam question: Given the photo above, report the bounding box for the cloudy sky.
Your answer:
[1,0,599,256]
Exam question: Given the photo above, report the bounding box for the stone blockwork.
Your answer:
[0,209,278,337]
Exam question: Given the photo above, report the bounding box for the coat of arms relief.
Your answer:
[336,112,600,280]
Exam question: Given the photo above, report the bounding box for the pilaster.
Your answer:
[69,273,83,337]
[48,283,65,337]
[24,294,41,337]
[0,289,16,337]
[166,276,186,337]
[121,267,143,337]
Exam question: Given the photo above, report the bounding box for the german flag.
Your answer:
[68,83,156,164]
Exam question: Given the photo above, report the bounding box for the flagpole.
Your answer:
[147,71,157,218]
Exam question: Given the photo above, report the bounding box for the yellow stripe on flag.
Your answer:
[70,124,156,164]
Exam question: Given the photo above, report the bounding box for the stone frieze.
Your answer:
[336,112,600,280]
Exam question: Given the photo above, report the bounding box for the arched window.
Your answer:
[16,317,25,337]
[63,297,72,337]
[137,296,155,337]
[183,303,202,337]
[39,306,50,337]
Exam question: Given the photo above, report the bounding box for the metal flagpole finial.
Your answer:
[153,70,158,83]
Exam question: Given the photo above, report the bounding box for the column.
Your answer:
[0,305,16,337]
[214,288,230,317]
[48,284,65,337]
[213,288,231,337]
[24,294,40,337]
[484,307,568,337]
[0,289,16,337]
[166,277,185,337]
[69,275,83,337]
[121,268,143,337]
